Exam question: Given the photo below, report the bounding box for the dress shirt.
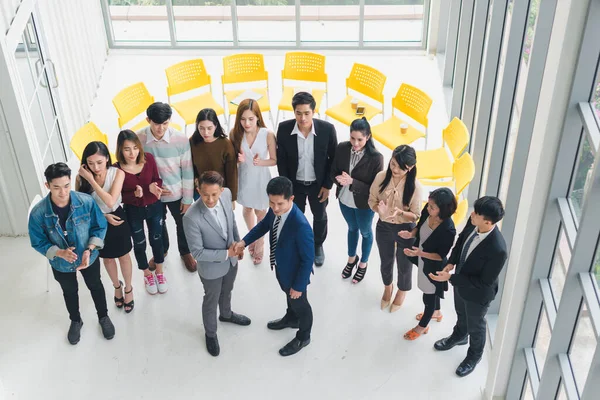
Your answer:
[146,128,171,144]
[274,206,293,242]
[368,171,423,224]
[205,200,229,261]
[292,122,317,182]
[339,148,365,208]
[464,225,495,259]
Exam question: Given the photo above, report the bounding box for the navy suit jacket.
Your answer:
[242,204,314,292]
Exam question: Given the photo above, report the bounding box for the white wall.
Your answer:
[0,0,108,235]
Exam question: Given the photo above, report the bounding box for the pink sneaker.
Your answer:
[156,273,168,294]
[144,274,158,295]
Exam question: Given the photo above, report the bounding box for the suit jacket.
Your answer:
[408,206,456,298]
[449,220,508,304]
[330,142,384,209]
[182,188,240,280]
[242,204,315,292]
[276,119,338,190]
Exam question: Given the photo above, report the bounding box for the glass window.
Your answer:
[521,0,540,65]
[237,0,296,43]
[521,375,534,399]
[568,133,595,223]
[591,67,600,127]
[363,0,424,43]
[550,227,570,308]
[108,0,170,42]
[534,307,552,377]
[568,303,597,394]
[592,240,600,298]
[300,0,360,43]
[173,0,233,43]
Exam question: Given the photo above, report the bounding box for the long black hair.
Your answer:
[78,141,112,194]
[349,117,378,156]
[379,145,417,207]
[191,108,227,146]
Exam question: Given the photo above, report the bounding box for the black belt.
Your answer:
[296,180,316,186]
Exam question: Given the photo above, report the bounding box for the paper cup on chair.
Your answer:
[400,123,409,134]
[351,98,359,110]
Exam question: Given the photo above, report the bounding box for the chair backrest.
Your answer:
[346,63,386,104]
[452,198,469,227]
[453,152,475,196]
[165,58,212,98]
[392,83,433,128]
[442,117,469,159]
[281,52,327,84]
[112,82,155,128]
[70,122,109,161]
[222,53,268,85]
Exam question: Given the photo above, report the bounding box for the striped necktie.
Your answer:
[270,216,282,271]
[456,231,479,273]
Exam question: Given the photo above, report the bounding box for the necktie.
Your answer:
[213,208,225,237]
[456,231,479,273]
[270,216,281,271]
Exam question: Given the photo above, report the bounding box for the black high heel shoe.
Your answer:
[114,280,124,308]
[352,263,368,284]
[123,285,134,314]
[341,256,359,279]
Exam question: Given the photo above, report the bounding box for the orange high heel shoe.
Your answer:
[416,313,443,322]
[404,326,430,340]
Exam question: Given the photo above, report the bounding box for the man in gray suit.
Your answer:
[183,171,251,357]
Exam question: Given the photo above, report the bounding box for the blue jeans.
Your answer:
[339,202,375,263]
[124,201,165,270]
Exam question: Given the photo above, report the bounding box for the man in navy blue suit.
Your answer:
[235,176,314,356]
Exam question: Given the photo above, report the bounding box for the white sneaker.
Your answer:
[144,274,158,295]
[156,273,168,294]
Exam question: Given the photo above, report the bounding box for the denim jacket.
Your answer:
[28,191,107,273]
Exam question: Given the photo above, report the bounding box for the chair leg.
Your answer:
[269,111,275,130]
[275,109,280,127]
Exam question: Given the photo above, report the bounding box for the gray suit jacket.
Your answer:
[182,188,240,280]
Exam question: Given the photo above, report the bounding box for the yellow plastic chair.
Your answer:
[70,122,116,161]
[222,53,273,127]
[277,52,328,124]
[112,82,155,133]
[416,117,469,180]
[325,63,386,125]
[165,59,225,132]
[452,198,469,227]
[419,152,475,197]
[372,83,433,149]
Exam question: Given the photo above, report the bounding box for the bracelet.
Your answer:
[85,247,94,253]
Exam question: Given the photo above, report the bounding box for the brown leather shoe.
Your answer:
[181,253,197,272]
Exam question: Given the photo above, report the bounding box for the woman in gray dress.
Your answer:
[400,188,457,340]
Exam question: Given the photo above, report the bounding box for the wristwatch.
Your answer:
[85,246,94,253]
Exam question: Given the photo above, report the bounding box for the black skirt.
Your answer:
[99,206,133,259]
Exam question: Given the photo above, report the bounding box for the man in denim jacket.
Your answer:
[29,163,115,345]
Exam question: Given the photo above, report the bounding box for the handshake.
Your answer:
[227,240,246,259]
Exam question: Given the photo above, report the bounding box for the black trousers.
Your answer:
[161,199,190,256]
[52,258,108,322]
[282,288,313,341]
[419,293,441,327]
[292,181,328,247]
[451,289,490,361]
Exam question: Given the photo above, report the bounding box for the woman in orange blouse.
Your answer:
[369,145,422,312]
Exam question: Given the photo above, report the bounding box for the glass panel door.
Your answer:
[13,14,67,166]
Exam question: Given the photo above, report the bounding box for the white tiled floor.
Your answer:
[0,52,489,400]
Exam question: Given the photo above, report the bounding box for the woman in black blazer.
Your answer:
[331,118,384,284]
[400,188,457,340]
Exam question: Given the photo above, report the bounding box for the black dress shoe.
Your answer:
[434,335,468,351]
[68,320,83,345]
[456,357,481,377]
[279,337,310,356]
[206,335,220,357]
[219,312,251,326]
[99,316,115,340]
[315,246,325,267]
[267,317,299,330]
